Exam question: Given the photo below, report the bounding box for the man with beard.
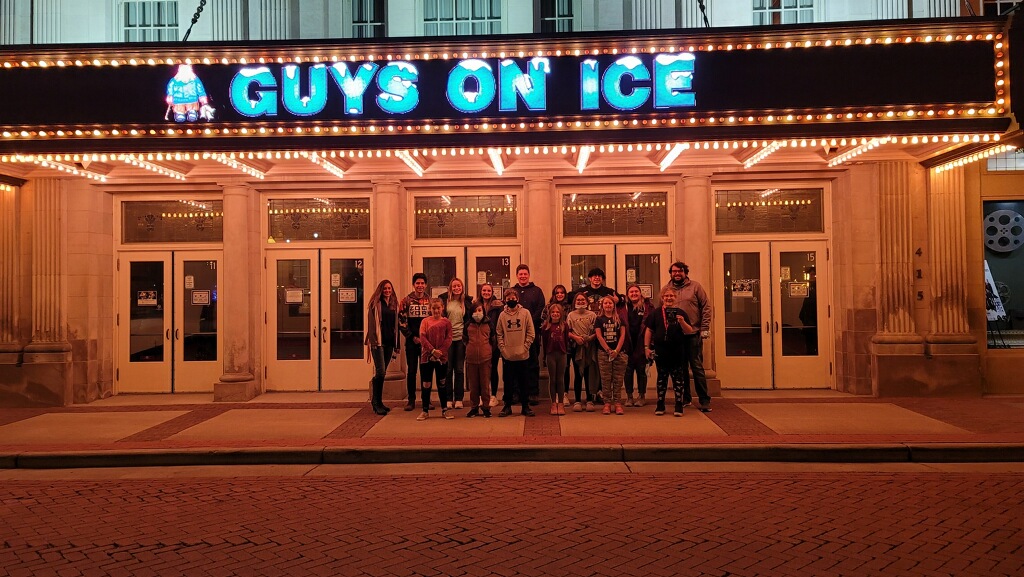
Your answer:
[660,262,713,413]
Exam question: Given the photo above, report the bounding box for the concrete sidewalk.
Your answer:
[1,390,1023,468]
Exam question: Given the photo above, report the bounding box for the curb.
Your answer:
[2,443,1024,469]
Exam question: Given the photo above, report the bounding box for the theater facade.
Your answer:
[1,16,1022,406]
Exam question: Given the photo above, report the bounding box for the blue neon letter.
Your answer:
[230,67,278,117]
[447,59,496,114]
[602,56,651,111]
[328,62,379,115]
[499,58,549,112]
[580,59,600,111]
[376,62,419,115]
[654,53,696,108]
[282,64,328,116]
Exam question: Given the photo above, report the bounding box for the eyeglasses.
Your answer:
[669,269,684,273]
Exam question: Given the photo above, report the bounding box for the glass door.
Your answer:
[468,246,520,299]
[266,250,319,391]
[412,247,465,298]
[561,244,615,294]
[172,251,222,392]
[771,241,831,388]
[713,240,831,389]
[117,252,172,393]
[320,250,373,391]
[616,244,672,303]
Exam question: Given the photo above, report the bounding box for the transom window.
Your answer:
[753,0,813,25]
[423,0,501,36]
[983,1,1021,15]
[352,0,386,38]
[121,1,179,42]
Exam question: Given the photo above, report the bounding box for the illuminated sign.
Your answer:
[0,34,1003,145]
[213,53,694,122]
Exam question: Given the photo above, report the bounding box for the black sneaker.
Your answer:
[404,402,415,412]
[522,407,536,417]
[674,402,684,417]
[655,401,665,416]
[482,407,492,418]
[498,405,513,417]
[698,403,712,413]
[466,407,479,418]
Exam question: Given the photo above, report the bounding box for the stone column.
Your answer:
[372,179,406,399]
[0,0,16,44]
[525,178,555,388]
[258,0,291,40]
[0,183,20,357]
[679,174,720,394]
[22,178,73,405]
[210,0,248,40]
[215,184,258,401]
[923,165,981,394]
[524,178,555,289]
[870,162,927,395]
[32,0,60,43]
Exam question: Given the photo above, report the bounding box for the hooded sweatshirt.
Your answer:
[496,305,535,361]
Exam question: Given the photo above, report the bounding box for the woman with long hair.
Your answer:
[478,283,504,406]
[440,277,473,409]
[365,279,399,415]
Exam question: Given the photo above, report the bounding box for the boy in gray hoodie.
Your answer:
[496,289,536,417]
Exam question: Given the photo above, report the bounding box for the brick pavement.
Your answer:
[0,471,1021,576]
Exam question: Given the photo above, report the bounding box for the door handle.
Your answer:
[765,321,770,334]
[312,326,318,339]
[773,321,779,333]
[321,325,327,343]
[174,328,180,340]
[166,329,170,340]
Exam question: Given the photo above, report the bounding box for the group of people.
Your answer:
[364,262,712,421]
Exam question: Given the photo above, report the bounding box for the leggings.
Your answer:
[654,352,687,407]
[545,351,567,399]
[446,340,466,402]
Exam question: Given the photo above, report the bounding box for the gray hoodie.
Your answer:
[496,306,535,361]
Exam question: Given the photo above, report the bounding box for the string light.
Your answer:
[827,137,892,167]
[395,150,427,177]
[934,144,1016,173]
[121,154,187,180]
[743,141,786,169]
[207,153,266,179]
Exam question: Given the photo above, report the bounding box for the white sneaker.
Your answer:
[446,401,454,409]
[416,411,429,421]
[563,397,571,407]
[454,401,464,409]
[489,396,499,407]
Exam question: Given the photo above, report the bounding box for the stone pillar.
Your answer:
[373,179,406,399]
[524,178,556,289]
[679,174,720,394]
[871,162,927,395]
[923,166,981,394]
[22,178,73,406]
[0,0,16,44]
[215,184,258,401]
[525,178,555,388]
[210,0,248,40]
[32,0,60,43]
[0,183,18,354]
[258,0,291,40]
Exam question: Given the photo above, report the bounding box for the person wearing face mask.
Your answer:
[660,262,713,412]
[495,289,536,417]
[464,300,493,418]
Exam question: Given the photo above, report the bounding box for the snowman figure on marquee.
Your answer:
[165,64,215,122]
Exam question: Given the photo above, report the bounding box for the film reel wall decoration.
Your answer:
[984,210,1024,253]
